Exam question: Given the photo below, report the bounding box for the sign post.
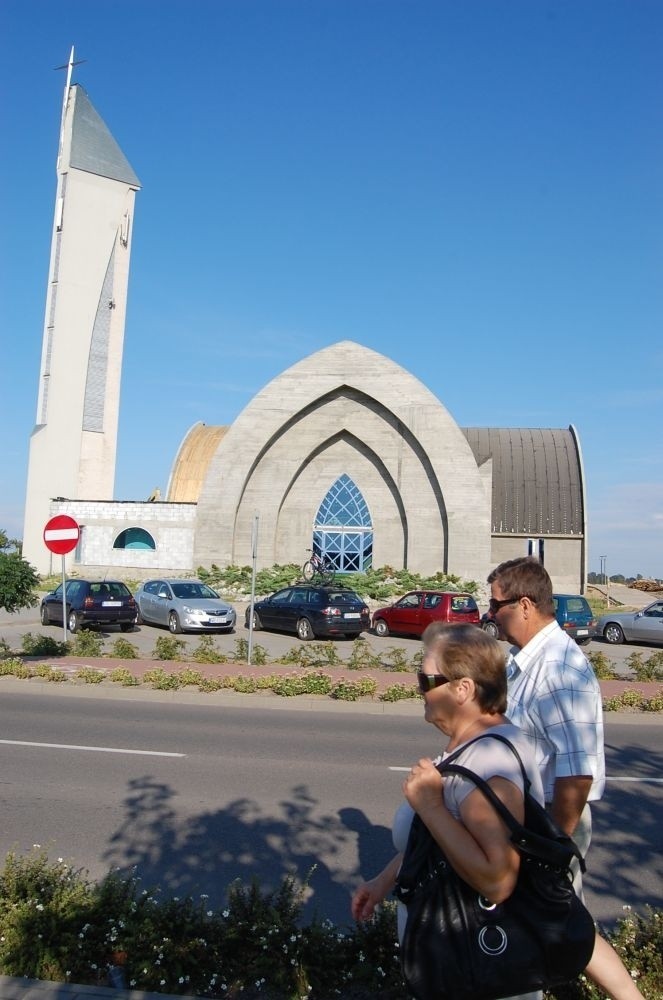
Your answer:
[43,515,80,641]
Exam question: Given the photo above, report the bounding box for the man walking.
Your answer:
[488,556,642,1000]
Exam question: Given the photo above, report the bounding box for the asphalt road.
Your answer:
[0,686,660,930]
[0,603,657,675]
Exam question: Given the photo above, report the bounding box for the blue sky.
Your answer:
[1,0,661,579]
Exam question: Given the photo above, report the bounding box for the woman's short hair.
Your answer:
[487,556,555,618]
[422,622,507,714]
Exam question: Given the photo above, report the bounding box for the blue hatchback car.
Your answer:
[482,593,598,645]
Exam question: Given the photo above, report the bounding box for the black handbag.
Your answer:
[394,734,596,1000]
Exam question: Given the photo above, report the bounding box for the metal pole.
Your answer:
[247,513,259,666]
[606,559,610,608]
[61,555,68,642]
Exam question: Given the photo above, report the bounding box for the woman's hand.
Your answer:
[351,853,403,922]
[403,758,445,817]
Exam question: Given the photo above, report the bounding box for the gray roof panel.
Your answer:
[461,427,584,535]
[69,86,140,187]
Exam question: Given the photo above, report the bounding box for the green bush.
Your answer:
[109,667,140,686]
[379,682,419,702]
[587,651,618,680]
[143,667,181,690]
[233,637,268,665]
[110,637,139,659]
[0,658,33,679]
[75,666,105,684]
[377,646,412,672]
[21,632,69,657]
[70,630,104,658]
[270,671,333,697]
[191,635,227,663]
[626,650,663,682]
[346,639,381,671]
[152,636,186,661]
[0,850,658,998]
[280,641,341,669]
[32,663,67,682]
[330,677,378,701]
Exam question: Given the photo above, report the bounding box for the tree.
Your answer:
[0,539,40,613]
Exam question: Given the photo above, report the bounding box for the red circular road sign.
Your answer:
[43,514,80,555]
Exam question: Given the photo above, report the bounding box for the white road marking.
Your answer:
[389,767,663,783]
[0,739,184,758]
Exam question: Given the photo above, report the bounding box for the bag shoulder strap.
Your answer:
[442,731,531,791]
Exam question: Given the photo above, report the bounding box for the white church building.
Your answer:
[23,59,589,592]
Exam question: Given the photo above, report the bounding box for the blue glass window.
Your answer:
[113,527,156,550]
[313,475,373,573]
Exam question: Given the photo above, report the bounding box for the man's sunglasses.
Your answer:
[417,672,452,694]
[488,595,528,614]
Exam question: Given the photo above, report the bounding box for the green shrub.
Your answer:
[191,635,227,663]
[232,675,259,693]
[232,637,268,664]
[109,667,140,686]
[21,632,69,657]
[70,630,104,658]
[152,636,186,661]
[270,671,333,697]
[380,682,419,702]
[280,641,341,668]
[0,637,12,659]
[587,651,618,680]
[626,650,663,682]
[0,658,33,679]
[346,639,381,671]
[643,691,663,712]
[143,668,181,690]
[75,666,105,684]
[377,646,412,672]
[109,637,139,659]
[197,676,224,692]
[330,677,378,701]
[177,668,205,687]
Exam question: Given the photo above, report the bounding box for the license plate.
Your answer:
[577,629,588,636]
[211,616,228,623]
[344,612,360,619]
[102,601,122,607]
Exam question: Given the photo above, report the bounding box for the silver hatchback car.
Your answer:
[135,579,236,634]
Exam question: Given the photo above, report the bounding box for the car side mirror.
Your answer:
[635,611,643,619]
[158,591,168,599]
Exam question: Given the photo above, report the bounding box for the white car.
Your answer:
[135,578,236,634]
[597,600,663,646]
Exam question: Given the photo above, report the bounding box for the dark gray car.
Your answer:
[135,579,236,634]
[597,600,663,645]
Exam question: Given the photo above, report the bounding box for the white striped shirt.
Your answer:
[506,620,605,803]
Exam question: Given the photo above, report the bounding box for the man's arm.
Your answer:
[550,775,592,835]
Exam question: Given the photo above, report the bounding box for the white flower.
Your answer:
[129,980,136,987]
[207,909,213,916]
[160,980,166,986]
[222,909,230,918]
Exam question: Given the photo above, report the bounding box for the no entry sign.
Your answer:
[43,514,80,555]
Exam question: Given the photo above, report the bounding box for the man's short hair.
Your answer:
[487,557,555,617]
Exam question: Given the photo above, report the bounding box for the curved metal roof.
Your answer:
[461,427,585,535]
[166,423,228,502]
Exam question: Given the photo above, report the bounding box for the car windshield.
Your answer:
[327,591,362,605]
[172,583,219,599]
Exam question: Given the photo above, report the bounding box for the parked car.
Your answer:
[245,584,370,641]
[481,594,597,645]
[134,579,236,634]
[597,600,663,646]
[372,591,480,638]
[552,594,598,645]
[40,580,137,633]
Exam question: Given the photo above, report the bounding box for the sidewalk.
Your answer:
[0,977,198,1000]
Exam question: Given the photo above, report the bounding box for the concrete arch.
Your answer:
[195,342,491,579]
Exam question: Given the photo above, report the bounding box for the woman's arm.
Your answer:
[404,758,523,904]
[351,852,403,922]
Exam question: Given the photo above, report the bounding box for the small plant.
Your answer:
[0,637,12,658]
[109,637,139,659]
[0,658,33,679]
[587,650,618,680]
[191,635,227,663]
[380,682,419,702]
[626,650,663,682]
[197,676,224,692]
[152,636,186,661]
[330,676,378,701]
[109,666,140,686]
[232,675,259,693]
[143,667,181,690]
[21,632,69,657]
[346,639,381,671]
[270,671,333,697]
[177,667,205,687]
[70,630,104,658]
[378,646,412,672]
[75,666,105,684]
[643,691,663,712]
[281,641,341,668]
[32,663,67,682]
[232,637,268,664]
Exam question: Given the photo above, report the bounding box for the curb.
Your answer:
[0,976,198,1000]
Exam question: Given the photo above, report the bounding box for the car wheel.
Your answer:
[40,605,50,626]
[374,619,390,638]
[245,611,262,630]
[482,620,499,638]
[68,610,81,634]
[603,623,625,645]
[120,622,134,633]
[168,611,182,634]
[296,617,314,641]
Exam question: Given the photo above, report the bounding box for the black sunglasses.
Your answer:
[417,672,452,694]
[488,595,526,614]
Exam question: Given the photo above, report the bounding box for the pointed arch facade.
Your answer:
[194,342,492,580]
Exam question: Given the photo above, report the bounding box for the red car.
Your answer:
[372,591,480,638]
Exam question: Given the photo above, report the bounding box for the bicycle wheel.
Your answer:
[302,560,316,582]
[320,566,335,584]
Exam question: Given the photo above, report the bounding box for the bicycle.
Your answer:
[301,549,335,584]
